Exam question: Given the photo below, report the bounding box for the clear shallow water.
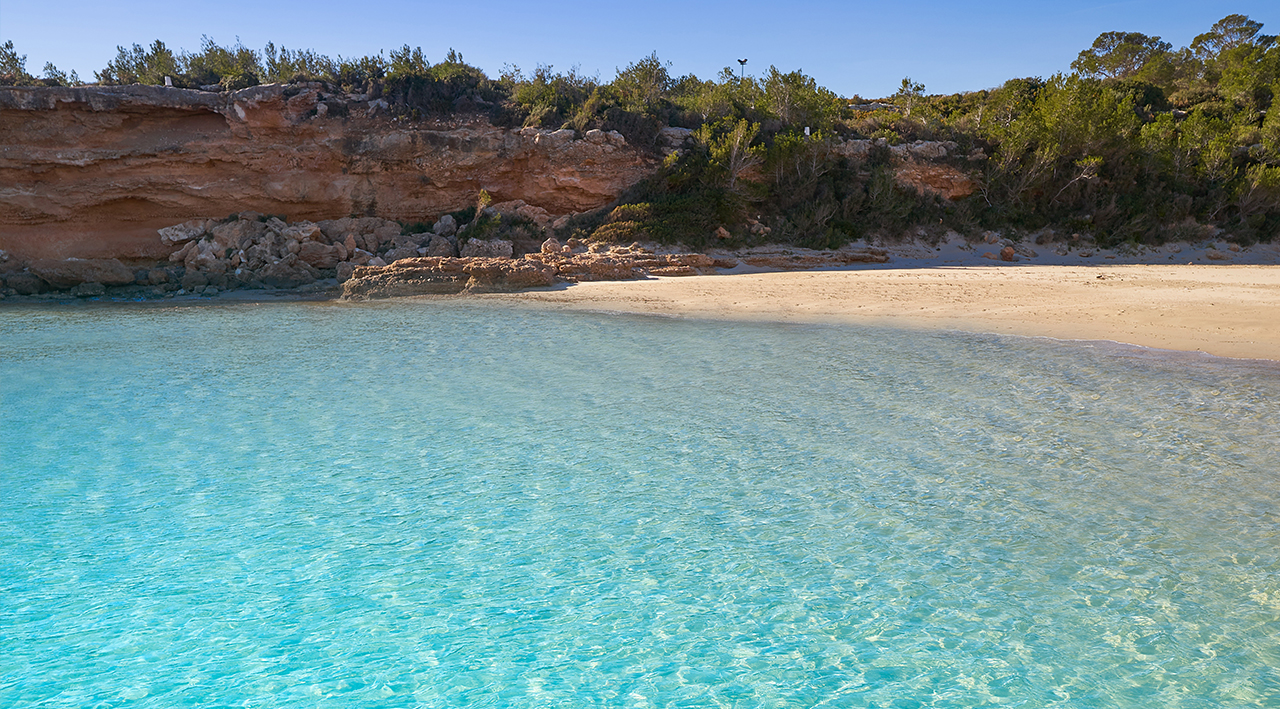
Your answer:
[1,301,1278,708]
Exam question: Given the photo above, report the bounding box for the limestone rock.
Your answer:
[541,237,562,254]
[433,214,458,236]
[256,254,318,288]
[0,86,659,263]
[180,270,209,291]
[461,259,558,292]
[210,219,267,251]
[184,240,224,272]
[341,256,555,299]
[70,282,105,297]
[535,129,576,148]
[5,272,46,294]
[28,258,135,288]
[460,238,514,259]
[660,127,693,146]
[298,241,342,268]
[894,162,976,201]
[426,235,456,257]
[158,218,215,246]
[282,222,323,242]
[383,246,420,263]
[515,203,552,228]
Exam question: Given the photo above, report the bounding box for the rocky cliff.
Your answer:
[0,84,657,261]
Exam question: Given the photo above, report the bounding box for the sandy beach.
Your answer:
[488,264,1280,361]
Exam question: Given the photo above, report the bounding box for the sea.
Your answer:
[2,299,1278,708]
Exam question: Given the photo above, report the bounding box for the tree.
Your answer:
[612,52,671,112]
[1071,32,1172,79]
[96,40,179,85]
[42,62,80,86]
[1192,14,1272,60]
[388,45,430,77]
[1,40,35,85]
[893,77,925,117]
[761,66,839,128]
[696,118,763,190]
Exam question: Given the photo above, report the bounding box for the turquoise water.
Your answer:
[2,301,1278,708]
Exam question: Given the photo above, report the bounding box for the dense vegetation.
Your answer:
[3,13,1278,247]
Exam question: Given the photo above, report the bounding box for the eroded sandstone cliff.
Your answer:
[0,84,657,261]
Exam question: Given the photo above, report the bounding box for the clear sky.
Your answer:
[0,0,1274,98]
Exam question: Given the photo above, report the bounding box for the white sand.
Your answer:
[485,264,1280,361]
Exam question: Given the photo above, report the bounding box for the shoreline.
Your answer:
[5,261,1278,364]
[476,264,1280,362]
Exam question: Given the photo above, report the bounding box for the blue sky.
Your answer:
[1,0,1274,97]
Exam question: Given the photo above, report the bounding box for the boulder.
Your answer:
[6,272,46,295]
[433,214,457,236]
[906,141,949,160]
[515,203,552,228]
[660,127,693,146]
[489,199,528,217]
[1000,246,1017,262]
[584,129,608,145]
[184,240,224,272]
[158,218,215,246]
[211,218,268,251]
[536,129,576,148]
[28,258,135,288]
[298,241,342,268]
[282,222,323,242]
[181,270,209,291]
[383,246,420,264]
[70,282,105,298]
[256,254,318,289]
[369,224,402,251]
[541,237,562,254]
[460,238,514,259]
[425,235,456,257]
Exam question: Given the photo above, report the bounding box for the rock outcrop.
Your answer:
[341,257,557,298]
[0,84,658,261]
[340,243,733,299]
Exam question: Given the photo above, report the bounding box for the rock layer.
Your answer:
[0,84,657,261]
